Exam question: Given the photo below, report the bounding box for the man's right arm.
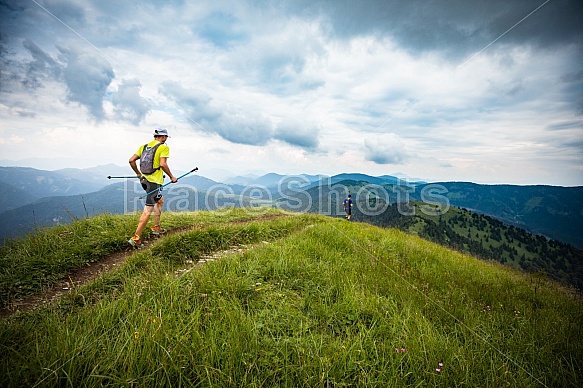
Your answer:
[129,154,142,177]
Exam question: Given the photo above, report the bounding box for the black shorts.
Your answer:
[140,177,162,206]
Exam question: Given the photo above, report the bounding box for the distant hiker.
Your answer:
[343,194,353,220]
[127,128,178,248]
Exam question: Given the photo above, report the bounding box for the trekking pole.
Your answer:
[108,175,166,179]
[139,167,198,199]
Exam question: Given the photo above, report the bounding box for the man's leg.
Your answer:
[137,182,163,235]
[153,196,164,227]
[135,205,154,237]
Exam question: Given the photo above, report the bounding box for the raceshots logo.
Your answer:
[124,176,449,217]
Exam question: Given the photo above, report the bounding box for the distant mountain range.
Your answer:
[1,166,582,252]
[274,178,583,250]
[0,166,108,213]
[0,180,259,241]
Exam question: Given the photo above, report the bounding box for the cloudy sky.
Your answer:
[1,0,582,185]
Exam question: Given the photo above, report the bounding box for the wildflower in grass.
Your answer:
[201,293,208,297]
[134,331,139,339]
[401,348,406,353]
[436,368,441,373]
[395,348,399,353]
[439,362,443,367]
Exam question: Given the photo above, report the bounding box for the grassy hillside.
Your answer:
[357,202,583,290]
[1,209,582,386]
[275,180,583,289]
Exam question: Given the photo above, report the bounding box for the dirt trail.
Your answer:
[0,213,288,319]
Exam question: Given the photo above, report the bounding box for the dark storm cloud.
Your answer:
[1,37,62,98]
[364,134,410,165]
[213,112,274,146]
[22,39,61,89]
[1,2,117,120]
[283,0,583,57]
[274,119,320,149]
[160,81,274,146]
[560,70,583,84]
[40,0,86,27]
[0,1,28,38]
[545,121,583,131]
[160,82,322,149]
[112,79,150,125]
[559,69,583,115]
[159,81,222,122]
[563,139,583,151]
[57,44,115,121]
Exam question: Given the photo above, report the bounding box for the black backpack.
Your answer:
[139,143,162,174]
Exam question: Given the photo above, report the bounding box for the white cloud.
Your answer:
[0,135,25,145]
[363,133,410,165]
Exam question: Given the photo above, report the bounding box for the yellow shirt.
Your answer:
[136,140,170,184]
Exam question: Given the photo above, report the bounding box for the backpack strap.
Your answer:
[152,143,162,171]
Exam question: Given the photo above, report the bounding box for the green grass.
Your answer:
[0,208,286,308]
[401,203,583,288]
[1,209,582,386]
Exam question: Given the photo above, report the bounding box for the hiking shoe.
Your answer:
[151,225,167,235]
[128,235,144,249]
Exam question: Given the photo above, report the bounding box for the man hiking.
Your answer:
[128,128,178,248]
[343,194,353,220]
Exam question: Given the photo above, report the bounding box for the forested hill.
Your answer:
[416,182,583,249]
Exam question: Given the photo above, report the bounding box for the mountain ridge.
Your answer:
[2,166,581,250]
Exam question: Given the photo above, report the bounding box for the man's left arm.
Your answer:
[159,157,178,182]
